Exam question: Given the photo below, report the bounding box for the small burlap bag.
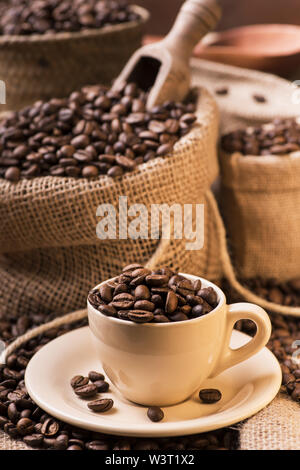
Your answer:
[0,5,148,111]
[190,58,300,318]
[220,150,300,281]
[0,87,222,319]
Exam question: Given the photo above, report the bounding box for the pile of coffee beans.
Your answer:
[88,265,218,323]
[243,277,300,307]
[221,117,300,156]
[70,371,113,413]
[0,83,197,182]
[0,0,140,36]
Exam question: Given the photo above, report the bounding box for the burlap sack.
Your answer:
[0,5,148,111]
[0,88,222,319]
[220,150,300,281]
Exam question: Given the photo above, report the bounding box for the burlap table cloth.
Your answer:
[1,60,300,449]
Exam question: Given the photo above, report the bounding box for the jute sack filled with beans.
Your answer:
[0,86,222,319]
[220,118,300,282]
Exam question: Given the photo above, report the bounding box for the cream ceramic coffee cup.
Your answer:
[88,274,271,407]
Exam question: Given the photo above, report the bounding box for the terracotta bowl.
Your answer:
[194,24,300,76]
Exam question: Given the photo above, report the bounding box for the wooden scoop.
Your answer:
[113,0,221,109]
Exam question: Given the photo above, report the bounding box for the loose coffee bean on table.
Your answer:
[88,266,219,323]
[0,0,141,36]
[199,389,222,404]
[0,82,197,182]
[221,117,300,156]
[147,406,164,423]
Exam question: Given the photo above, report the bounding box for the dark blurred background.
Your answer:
[136,0,300,34]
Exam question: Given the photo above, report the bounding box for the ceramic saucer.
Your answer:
[25,326,281,438]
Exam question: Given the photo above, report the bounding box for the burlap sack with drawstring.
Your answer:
[220,150,300,281]
[0,87,222,319]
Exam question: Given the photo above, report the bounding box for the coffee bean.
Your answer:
[88,371,105,382]
[86,440,109,450]
[87,398,114,412]
[199,389,222,404]
[253,94,267,103]
[153,315,170,323]
[198,287,218,307]
[70,375,89,389]
[134,300,155,312]
[127,310,154,323]
[94,380,109,393]
[145,275,169,287]
[74,384,98,398]
[41,418,60,437]
[7,403,19,423]
[191,304,204,318]
[97,304,117,317]
[147,406,164,422]
[134,285,151,300]
[215,87,229,96]
[165,291,178,314]
[4,166,20,182]
[169,312,188,322]
[23,434,44,447]
[16,417,34,435]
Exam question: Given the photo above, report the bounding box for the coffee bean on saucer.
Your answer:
[94,380,109,393]
[253,94,267,103]
[88,371,105,382]
[147,406,164,422]
[215,87,229,96]
[199,389,222,404]
[70,375,89,389]
[87,399,114,413]
[74,384,98,398]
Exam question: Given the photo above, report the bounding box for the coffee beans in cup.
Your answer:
[0,0,140,36]
[88,266,218,324]
[0,82,197,182]
[221,117,300,156]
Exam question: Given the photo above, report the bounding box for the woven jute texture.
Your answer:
[239,393,300,450]
[0,87,222,319]
[0,5,148,111]
[220,150,300,281]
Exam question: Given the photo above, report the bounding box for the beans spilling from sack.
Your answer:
[0,83,197,182]
[0,0,140,35]
[221,117,300,156]
[88,265,218,323]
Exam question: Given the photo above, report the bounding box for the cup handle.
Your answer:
[210,303,272,377]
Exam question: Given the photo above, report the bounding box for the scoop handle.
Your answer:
[163,0,221,57]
